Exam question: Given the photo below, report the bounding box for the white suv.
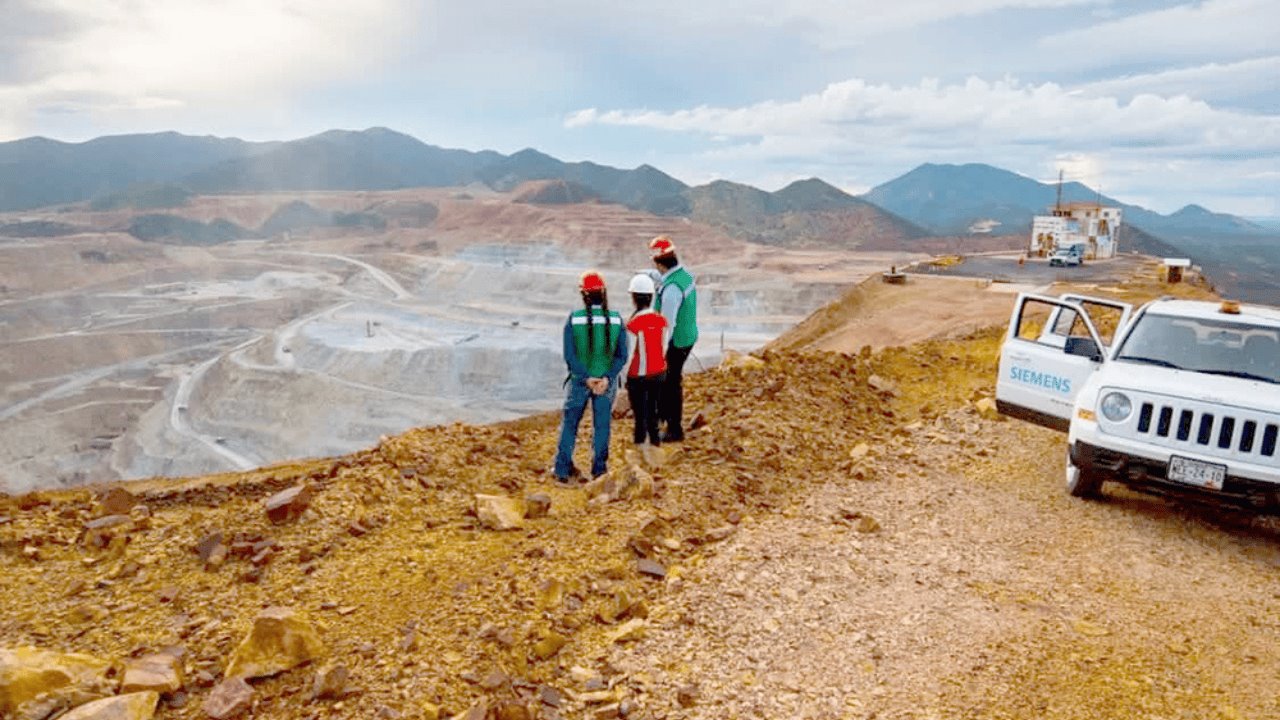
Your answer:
[996,294,1280,511]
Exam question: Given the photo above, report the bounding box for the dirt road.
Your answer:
[610,408,1280,720]
[769,274,1033,354]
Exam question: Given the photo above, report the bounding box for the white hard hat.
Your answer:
[628,273,656,294]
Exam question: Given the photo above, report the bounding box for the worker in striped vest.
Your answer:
[625,273,668,463]
[648,236,699,442]
[553,271,629,484]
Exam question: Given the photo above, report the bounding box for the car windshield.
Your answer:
[1116,312,1280,384]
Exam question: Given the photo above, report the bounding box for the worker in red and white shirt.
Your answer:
[625,274,668,456]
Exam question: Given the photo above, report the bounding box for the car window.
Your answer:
[1117,313,1280,383]
[1017,299,1087,349]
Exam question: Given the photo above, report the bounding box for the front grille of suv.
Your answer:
[1134,401,1278,459]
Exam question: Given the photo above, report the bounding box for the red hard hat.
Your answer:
[649,235,676,258]
[579,270,606,293]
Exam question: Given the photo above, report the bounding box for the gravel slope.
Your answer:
[610,411,1280,720]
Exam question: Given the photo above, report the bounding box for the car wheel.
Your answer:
[1065,448,1104,499]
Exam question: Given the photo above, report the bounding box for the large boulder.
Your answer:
[0,646,117,720]
[225,607,325,680]
[474,494,526,531]
[58,691,159,720]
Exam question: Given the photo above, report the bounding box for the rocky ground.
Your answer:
[2,271,1277,720]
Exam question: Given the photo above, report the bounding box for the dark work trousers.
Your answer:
[626,373,665,446]
[659,343,693,438]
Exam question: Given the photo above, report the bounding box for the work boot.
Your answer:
[553,465,583,487]
[660,430,684,444]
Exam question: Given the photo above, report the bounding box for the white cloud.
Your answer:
[1039,0,1280,66]
[1049,152,1105,188]
[1078,56,1280,106]
[0,0,419,137]
[567,76,1280,151]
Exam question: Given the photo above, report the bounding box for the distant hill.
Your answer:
[184,128,494,193]
[512,179,600,205]
[863,163,1269,241]
[0,132,268,212]
[685,178,926,247]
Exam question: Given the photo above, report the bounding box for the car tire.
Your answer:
[1065,448,1104,499]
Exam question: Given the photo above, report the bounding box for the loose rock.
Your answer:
[201,678,252,720]
[676,684,700,708]
[636,558,666,580]
[868,375,898,396]
[225,607,325,680]
[84,514,131,530]
[58,691,159,720]
[0,646,116,720]
[98,487,139,516]
[122,653,184,694]
[264,484,314,524]
[720,350,765,370]
[524,493,552,519]
[531,631,567,660]
[492,700,531,720]
[474,494,526,531]
[194,532,226,567]
[310,663,350,700]
[608,618,648,644]
[975,397,1001,421]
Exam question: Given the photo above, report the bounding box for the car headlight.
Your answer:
[1100,392,1133,422]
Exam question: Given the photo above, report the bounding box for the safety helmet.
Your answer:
[579,270,606,293]
[649,235,676,259]
[628,273,655,295]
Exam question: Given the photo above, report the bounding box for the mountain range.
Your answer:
[0,127,1270,248]
[864,163,1268,241]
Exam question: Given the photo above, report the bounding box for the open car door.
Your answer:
[997,294,1109,432]
[1058,294,1133,348]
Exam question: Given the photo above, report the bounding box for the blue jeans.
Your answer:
[554,377,615,479]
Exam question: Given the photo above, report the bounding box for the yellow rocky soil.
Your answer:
[3,266,1275,720]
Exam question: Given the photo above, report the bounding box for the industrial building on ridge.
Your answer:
[1030,202,1123,260]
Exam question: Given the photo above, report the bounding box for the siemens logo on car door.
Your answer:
[1010,366,1072,394]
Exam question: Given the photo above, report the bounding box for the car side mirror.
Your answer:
[1064,336,1103,362]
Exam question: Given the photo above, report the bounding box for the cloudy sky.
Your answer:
[2,0,1277,215]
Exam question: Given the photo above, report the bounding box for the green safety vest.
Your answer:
[654,266,699,348]
[571,307,623,377]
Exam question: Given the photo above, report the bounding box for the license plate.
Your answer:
[1167,456,1227,490]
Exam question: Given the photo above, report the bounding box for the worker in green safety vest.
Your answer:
[553,270,629,483]
[647,236,699,442]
